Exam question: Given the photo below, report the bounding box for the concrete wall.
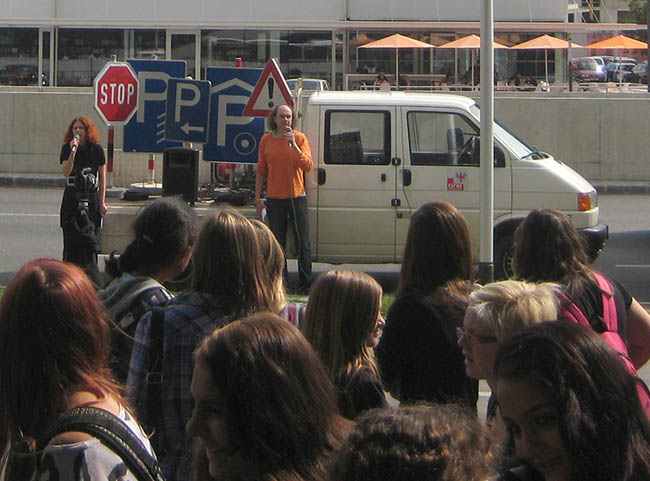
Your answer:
[1,87,649,185]
[2,0,565,23]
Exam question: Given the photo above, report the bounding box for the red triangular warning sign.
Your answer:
[243,59,294,117]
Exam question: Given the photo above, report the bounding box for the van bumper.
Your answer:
[578,222,609,261]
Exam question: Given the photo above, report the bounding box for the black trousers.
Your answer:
[266,196,312,287]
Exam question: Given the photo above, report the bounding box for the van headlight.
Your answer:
[578,190,597,211]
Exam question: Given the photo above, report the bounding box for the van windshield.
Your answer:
[469,104,541,159]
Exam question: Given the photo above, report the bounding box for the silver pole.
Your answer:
[479,0,495,283]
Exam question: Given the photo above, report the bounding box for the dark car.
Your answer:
[571,58,606,82]
[0,64,47,85]
[627,63,648,84]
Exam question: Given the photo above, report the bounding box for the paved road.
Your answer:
[2,187,649,297]
[1,186,649,402]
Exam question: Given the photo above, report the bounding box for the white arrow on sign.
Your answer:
[181,122,205,134]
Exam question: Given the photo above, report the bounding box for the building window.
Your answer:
[0,28,40,85]
[617,10,635,23]
[132,29,165,59]
[57,29,124,86]
[581,9,600,22]
[201,29,334,81]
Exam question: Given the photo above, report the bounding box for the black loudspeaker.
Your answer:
[163,147,199,204]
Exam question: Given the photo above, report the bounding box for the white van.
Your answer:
[101,90,607,279]
[300,91,607,278]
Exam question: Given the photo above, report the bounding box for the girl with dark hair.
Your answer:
[126,208,277,481]
[186,312,350,481]
[332,404,495,481]
[302,270,387,418]
[493,321,650,481]
[0,258,155,480]
[98,196,198,383]
[376,201,478,407]
[513,208,650,371]
[59,116,106,285]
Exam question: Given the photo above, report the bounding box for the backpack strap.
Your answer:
[145,306,165,431]
[591,272,617,329]
[557,291,590,326]
[113,280,168,330]
[40,406,164,481]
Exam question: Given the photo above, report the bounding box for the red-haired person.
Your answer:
[0,259,155,480]
[60,116,106,285]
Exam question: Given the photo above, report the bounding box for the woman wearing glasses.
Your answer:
[458,280,559,446]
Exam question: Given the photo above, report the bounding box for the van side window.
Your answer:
[325,110,390,165]
[407,111,503,167]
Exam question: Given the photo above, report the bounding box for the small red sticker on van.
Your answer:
[447,179,464,191]
[447,171,466,191]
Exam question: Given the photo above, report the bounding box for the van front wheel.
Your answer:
[494,234,515,280]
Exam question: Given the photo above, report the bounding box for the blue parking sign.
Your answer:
[165,78,211,143]
[123,59,186,153]
[203,67,264,163]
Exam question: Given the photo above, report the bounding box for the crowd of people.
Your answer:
[1,108,650,481]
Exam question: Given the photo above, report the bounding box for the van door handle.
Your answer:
[318,168,326,185]
[403,169,412,186]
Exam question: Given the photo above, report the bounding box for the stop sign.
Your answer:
[94,62,139,124]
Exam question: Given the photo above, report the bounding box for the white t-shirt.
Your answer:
[37,406,155,481]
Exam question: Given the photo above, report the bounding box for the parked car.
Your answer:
[0,64,46,85]
[571,58,606,82]
[627,62,648,84]
[586,56,607,69]
[606,62,636,82]
[286,78,330,91]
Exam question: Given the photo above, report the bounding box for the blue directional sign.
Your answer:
[203,67,265,163]
[165,78,211,143]
[123,59,186,153]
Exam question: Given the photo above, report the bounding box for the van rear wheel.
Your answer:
[494,234,515,280]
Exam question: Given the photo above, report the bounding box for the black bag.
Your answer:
[40,406,165,481]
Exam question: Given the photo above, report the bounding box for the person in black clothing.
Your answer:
[376,201,478,409]
[59,116,106,285]
[302,269,387,419]
[513,208,650,371]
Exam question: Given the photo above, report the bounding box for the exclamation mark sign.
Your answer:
[267,78,274,108]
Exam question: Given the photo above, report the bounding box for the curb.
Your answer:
[593,183,650,195]
[0,174,66,188]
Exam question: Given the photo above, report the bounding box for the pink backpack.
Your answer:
[557,272,650,418]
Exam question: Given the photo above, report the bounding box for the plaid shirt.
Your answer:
[126,291,233,481]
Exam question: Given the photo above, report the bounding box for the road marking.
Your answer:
[0,213,58,217]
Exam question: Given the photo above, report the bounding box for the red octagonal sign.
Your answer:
[94,62,139,125]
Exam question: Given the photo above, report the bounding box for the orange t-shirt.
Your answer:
[257,130,313,199]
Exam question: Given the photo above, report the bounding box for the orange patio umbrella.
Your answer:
[359,33,435,82]
[511,34,583,85]
[437,34,509,86]
[585,35,648,85]
[585,34,648,50]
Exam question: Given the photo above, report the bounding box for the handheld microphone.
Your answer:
[71,133,80,153]
[285,126,293,148]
